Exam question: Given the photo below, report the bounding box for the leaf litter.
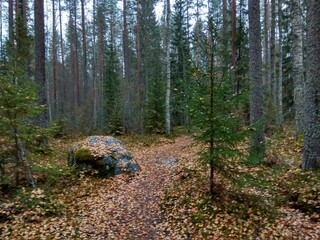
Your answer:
[0,135,319,239]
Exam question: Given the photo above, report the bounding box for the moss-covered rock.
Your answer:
[74,148,94,163]
[68,136,141,176]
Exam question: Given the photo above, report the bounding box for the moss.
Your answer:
[74,148,95,163]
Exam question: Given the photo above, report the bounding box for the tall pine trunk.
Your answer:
[9,0,14,52]
[34,0,48,130]
[270,0,276,103]
[232,0,238,93]
[52,0,58,116]
[263,0,270,91]
[291,0,305,139]
[302,0,320,170]
[81,0,88,106]
[207,1,215,195]
[165,0,171,135]
[136,0,143,133]
[59,0,66,111]
[0,1,2,55]
[277,0,283,127]
[123,0,132,132]
[248,0,265,161]
[74,0,80,107]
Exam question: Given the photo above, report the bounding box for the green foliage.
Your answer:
[74,149,94,163]
[145,77,165,134]
[189,66,249,183]
[105,42,125,135]
[0,60,46,188]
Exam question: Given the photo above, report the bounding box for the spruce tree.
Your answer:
[190,17,248,195]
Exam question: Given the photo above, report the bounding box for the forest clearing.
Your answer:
[0,130,319,239]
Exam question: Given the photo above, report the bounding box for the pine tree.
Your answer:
[171,0,192,126]
[164,0,171,135]
[302,0,320,170]
[291,0,305,139]
[34,0,48,135]
[248,0,265,162]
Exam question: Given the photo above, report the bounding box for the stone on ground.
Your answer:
[68,136,141,176]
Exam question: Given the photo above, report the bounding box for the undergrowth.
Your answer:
[162,126,320,239]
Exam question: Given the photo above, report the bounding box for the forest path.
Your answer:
[73,135,193,239]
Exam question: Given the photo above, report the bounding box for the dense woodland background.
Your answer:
[0,0,309,132]
[0,0,319,184]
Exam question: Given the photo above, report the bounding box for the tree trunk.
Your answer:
[92,0,97,128]
[9,0,14,49]
[136,0,143,133]
[34,0,48,130]
[208,3,215,195]
[12,127,35,188]
[277,0,283,127]
[0,1,2,55]
[231,0,236,66]
[270,0,276,103]
[291,0,305,139]
[123,0,132,132]
[248,0,265,161]
[74,0,80,107]
[81,0,88,106]
[263,0,270,90]
[52,0,58,116]
[59,0,66,111]
[165,0,171,135]
[302,0,320,170]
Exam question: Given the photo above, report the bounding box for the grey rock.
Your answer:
[69,136,141,176]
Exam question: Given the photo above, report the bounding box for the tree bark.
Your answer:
[59,0,66,110]
[81,0,88,106]
[277,0,283,127]
[123,0,132,132]
[263,0,270,90]
[302,0,320,170]
[52,0,58,116]
[34,0,48,130]
[165,0,171,135]
[291,0,305,139]
[270,0,276,103]
[231,0,236,67]
[74,0,80,107]
[9,0,14,49]
[136,0,143,133]
[0,1,2,55]
[248,0,265,160]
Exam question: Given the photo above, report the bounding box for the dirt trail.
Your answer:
[73,136,193,239]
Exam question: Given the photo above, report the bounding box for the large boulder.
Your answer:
[68,136,141,176]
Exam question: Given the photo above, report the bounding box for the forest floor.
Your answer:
[0,130,320,239]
